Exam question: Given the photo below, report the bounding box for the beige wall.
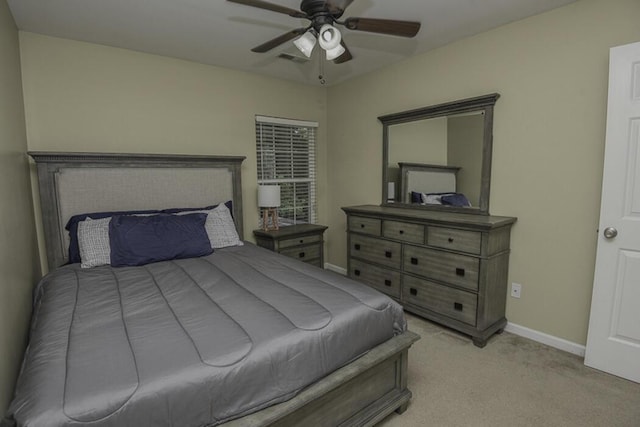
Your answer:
[0,0,40,414]
[15,0,640,349]
[448,114,484,205]
[19,32,328,271]
[326,0,640,345]
[388,116,448,165]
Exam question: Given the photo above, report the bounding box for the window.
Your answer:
[256,116,317,225]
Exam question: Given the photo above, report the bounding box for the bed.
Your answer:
[2,152,419,427]
[399,162,472,207]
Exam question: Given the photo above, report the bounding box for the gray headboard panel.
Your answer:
[29,152,245,271]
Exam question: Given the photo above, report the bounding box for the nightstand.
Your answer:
[253,224,328,268]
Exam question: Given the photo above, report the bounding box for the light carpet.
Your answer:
[378,313,640,427]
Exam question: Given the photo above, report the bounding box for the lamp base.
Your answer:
[261,207,279,231]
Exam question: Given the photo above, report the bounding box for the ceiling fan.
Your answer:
[227,0,421,64]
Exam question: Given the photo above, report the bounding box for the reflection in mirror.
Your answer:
[387,112,484,207]
[380,94,499,215]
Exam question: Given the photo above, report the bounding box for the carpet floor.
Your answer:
[378,313,640,427]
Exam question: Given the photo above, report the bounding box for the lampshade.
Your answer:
[318,24,341,50]
[293,31,317,58]
[325,44,345,60]
[387,182,395,200]
[258,185,281,207]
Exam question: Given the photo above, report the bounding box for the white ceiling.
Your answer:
[7,0,579,86]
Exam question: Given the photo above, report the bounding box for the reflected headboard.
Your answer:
[399,162,460,203]
[29,152,246,271]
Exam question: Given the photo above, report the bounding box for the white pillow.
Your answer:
[204,203,243,249]
[422,193,442,205]
[77,217,112,268]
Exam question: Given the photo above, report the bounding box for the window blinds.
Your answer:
[256,117,317,225]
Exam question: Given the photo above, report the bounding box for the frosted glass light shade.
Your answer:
[318,24,341,50]
[293,32,317,58]
[325,44,346,60]
[258,185,281,207]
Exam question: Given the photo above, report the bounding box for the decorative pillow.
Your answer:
[66,208,161,264]
[77,217,112,268]
[422,193,443,205]
[441,193,472,207]
[109,213,213,267]
[204,202,243,249]
[65,202,231,264]
[411,191,423,204]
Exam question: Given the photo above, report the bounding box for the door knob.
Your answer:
[603,227,618,239]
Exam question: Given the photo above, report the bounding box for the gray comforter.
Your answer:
[5,244,406,427]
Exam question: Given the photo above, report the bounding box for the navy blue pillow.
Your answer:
[66,208,161,264]
[440,193,471,207]
[162,200,232,216]
[65,201,233,264]
[109,213,213,267]
[411,191,423,203]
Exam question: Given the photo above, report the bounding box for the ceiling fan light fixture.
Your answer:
[325,44,346,61]
[318,24,341,50]
[293,31,317,57]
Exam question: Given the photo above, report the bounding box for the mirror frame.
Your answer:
[379,93,500,215]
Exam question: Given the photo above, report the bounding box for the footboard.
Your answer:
[224,330,420,427]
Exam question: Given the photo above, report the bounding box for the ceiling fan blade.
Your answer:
[227,0,307,19]
[251,28,307,53]
[343,17,421,38]
[333,40,353,64]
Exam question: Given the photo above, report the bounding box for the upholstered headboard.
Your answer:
[399,162,460,203]
[29,152,245,270]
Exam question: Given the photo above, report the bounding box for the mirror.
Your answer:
[379,94,499,215]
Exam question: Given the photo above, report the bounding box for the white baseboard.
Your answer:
[505,322,586,357]
[322,263,585,357]
[324,263,347,275]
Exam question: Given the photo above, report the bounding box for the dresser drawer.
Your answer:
[348,216,381,236]
[280,244,320,262]
[350,259,401,299]
[428,227,482,255]
[382,220,425,244]
[403,245,479,291]
[278,234,321,250]
[403,275,477,326]
[350,234,401,269]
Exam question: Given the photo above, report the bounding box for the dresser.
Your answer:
[342,205,516,347]
[253,224,328,268]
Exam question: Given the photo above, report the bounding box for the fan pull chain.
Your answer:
[318,49,326,85]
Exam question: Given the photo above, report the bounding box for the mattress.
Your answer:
[4,243,406,427]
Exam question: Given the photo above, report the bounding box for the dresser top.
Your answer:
[342,205,516,229]
[253,223,328,239]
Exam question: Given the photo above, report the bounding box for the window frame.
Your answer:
[255,115,318,226]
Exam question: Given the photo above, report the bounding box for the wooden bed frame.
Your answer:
[29,151,419,427]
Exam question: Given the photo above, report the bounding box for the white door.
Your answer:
[584,41,640,383]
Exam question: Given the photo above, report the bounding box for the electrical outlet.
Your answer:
[511,283,522,298]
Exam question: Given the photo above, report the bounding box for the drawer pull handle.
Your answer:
[299,252,305,258]
[354,269,361,276]
[399,230,404,234]
[448,237,454,243]
[411,257,418,265]
[454,302,463,311]
[456,268,465,276]
[354,244,361,250]
[410,288,418,296]
[384,279,392,287]
[385,251,392,258]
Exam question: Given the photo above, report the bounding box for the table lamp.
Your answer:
[258,185,281,231]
